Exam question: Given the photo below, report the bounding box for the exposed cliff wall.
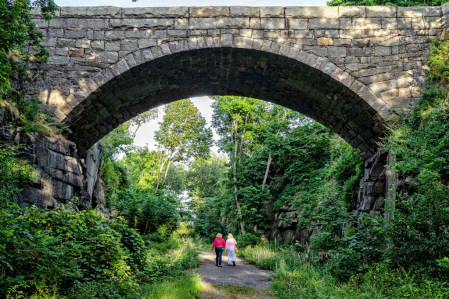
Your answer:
[271,150,392,245]
[0,108,107,212]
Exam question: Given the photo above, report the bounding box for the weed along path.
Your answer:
[193,249,276,299]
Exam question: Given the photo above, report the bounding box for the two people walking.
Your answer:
[211,233,237,267]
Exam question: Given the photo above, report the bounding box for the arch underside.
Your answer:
[64,47,384,158]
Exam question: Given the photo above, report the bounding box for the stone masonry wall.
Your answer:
[25,5,449,158]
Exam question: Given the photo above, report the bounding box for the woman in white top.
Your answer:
[225,233,237,266]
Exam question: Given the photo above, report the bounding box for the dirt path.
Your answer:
[192,249,276,299]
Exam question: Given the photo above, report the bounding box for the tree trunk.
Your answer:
[232,120,245,234]
[262,152,272,189]
[156,154,169,190]
[132,123,142,142]
[162,159,173,186]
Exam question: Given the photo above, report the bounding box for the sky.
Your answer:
[53,0,329,153]
[55,0,329,7]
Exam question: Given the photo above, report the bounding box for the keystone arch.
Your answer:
[61,41,388,159]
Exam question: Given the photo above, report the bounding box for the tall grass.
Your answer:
[140,272,204,299]
[240,245,449,299]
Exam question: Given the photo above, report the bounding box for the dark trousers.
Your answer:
[215,247,223,266]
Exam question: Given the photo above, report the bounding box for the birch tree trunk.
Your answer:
[262,152,272,189]
[232,119,245,234]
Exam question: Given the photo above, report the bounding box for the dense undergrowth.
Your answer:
[241,245,449,298]
[0,197,202,298]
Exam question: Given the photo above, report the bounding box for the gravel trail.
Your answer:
[192,249,276,298]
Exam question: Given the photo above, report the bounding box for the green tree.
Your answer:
[0,0,57,94]
[212,96,270,233]
[154,99,213,190]
[121,147,164,188]
[186,154,228,198]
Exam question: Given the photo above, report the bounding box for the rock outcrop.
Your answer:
[270,150,393,245]
[0,108,107,212]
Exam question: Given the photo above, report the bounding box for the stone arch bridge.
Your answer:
[28,5,449,159]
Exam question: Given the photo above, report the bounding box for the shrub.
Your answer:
[110,188,179,238]
[0,204,146,298]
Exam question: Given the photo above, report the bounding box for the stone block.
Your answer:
[292,30,313,38]
[123,7,188,18]
[64,30,87,39]
[82,19,109,29]
[47,28,63,38]
[328,46,346,57]
[55,47,68,56]
[110,19,173,29]
[369,81,392,94]
[69,48,84,57]
[93,31,104,40]
[339,6,366,18]
[261,18,285,29]
[357,85,378,105]
[340,30,365,39]
[382,18,411,29]
[286,7,339,18]
[87,6,122,18]
[315,29,339,38]
[57,38,76,47]
[175,19,189,29]
[31,7,60,18]
[60,7,87,17]
[33,19,49,28]
[86,50,118,64]
[230,6,259,17]
[309,19,339,29]
[412,17,442,29]
[288,18,307,30]
[216,18,249,29]
[105,41,120,51]
[75,39,91,48]
[334,38,351,46]
[249,18,261,29]
[121,40,138,51]
[398,6,441,18]
[381,89,399,101]
[221,34,233,47]
[115,59,130,74]
[190,6,229,17]
[366,6,396,18]
[167,29,189,37]
[260,7,284,17]
[317,37,333,46]
[91,40,104,50]
[138,39,157,49]
[189,18,216,29]
[104,31,125,40]
[365,18,382,29]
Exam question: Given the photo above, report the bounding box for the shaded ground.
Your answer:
[193,249,275,299]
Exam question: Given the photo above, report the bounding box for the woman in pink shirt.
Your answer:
[211,233,226,267]
[225,233,237,266]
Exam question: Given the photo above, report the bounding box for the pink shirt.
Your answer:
[226,238,237,249]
